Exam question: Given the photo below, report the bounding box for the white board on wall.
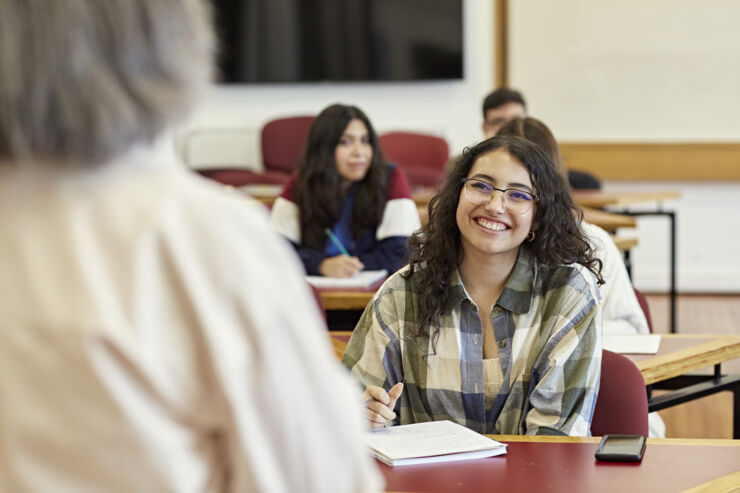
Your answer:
[509,0,740,141]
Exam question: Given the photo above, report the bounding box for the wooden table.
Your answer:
[571,190,681,209]
[318,277,383,311]
[611,235,638,252]
[632,334,740,438]
[630,334,740,386]
[581,206,636,230]
[378,435,740,493]
[573,189,681,333]
[321,290,375,310]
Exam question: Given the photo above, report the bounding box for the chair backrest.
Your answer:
[632,287,653,333]
[591,350,649,437]
[378,131,450,189]
[261,116,315,174]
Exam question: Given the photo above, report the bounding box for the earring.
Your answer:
[527,231,535,242]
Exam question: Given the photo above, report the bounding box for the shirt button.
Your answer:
[474,335,479,345]
[475,382,479,393]
[498,340,506,349]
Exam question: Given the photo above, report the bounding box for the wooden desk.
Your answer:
[574,189,681,333]
[611,235,638,252]
[321,291,375,310]
[379,435,740,493]
[629,334,740,386]
[571,190,681,209]
[317,277,382,311]
[581,206,636,230]
[630,334,740,439]
[412,187,436,207]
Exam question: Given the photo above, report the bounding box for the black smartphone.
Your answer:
[595,434,646,462]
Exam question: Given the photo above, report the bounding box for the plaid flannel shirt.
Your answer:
[342,248,602,436]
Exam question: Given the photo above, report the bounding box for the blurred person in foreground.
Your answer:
[0,1,380,491]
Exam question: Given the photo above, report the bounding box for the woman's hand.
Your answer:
[319,255,364,278]
[362,382,404,428]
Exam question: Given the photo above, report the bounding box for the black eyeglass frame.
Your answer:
[460,178,539,213]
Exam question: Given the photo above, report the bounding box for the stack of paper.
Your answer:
[603,334,662,354]
[306,269,387,289]
[365,420,507,466]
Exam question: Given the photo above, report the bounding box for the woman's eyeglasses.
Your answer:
[461,178,538,215]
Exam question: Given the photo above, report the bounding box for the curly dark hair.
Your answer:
[405,134,603,338]
[295,104,387,249]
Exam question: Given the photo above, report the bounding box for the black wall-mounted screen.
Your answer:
[210,0,463,83]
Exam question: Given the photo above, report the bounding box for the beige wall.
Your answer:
[505,1,740,293]
[509,0,740,141]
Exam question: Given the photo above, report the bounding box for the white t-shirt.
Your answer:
[581,221,650,335]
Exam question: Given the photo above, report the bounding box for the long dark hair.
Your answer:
[405,134,603,338]
[295,104,387,249]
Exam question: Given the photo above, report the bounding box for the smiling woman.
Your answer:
[342,135,606,437]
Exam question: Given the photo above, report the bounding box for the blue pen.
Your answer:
[325,228,350,256]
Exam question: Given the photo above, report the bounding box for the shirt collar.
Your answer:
[447,247,537,315]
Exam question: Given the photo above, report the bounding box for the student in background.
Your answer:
[481,88,528,138]
[271,103,421,278]
[449,87,601,190]
[0,1,381,492]
[497,117,665,438]
[497,117,649,335]
[344,135,603,436]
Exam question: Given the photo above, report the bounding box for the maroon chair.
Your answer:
[591,350,649,437]
[261,115,315,180]
[633,287,653,333]
[196,116,315,187]
[379,131,449,189]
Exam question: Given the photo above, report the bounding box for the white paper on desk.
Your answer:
[306,269,387,289]
[365,420,507,467]
[603,334,662,354]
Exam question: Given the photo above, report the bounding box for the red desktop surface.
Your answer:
[379,440,740,493]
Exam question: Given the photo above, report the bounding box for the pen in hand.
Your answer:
[325,228,350,257]
[362,383,404,428]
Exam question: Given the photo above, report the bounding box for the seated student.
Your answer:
[448,87,601,190]
[271,103,421,277]
[343,135,604,436]
[497,118,650,337]
[497,117,665,438]
[0,1,381,491]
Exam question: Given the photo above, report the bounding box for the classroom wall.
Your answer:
[506,0,740,292]
[508,0,740,141]
[178,0,495,163]
[178,0,740,293]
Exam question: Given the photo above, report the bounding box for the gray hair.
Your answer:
[0,0,214,165]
